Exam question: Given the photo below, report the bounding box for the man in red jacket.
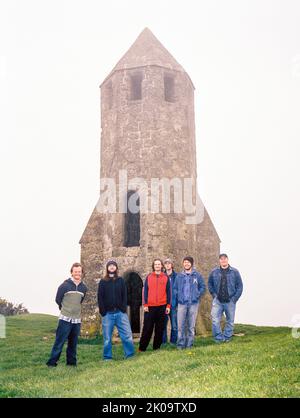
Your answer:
[139,259,171,351]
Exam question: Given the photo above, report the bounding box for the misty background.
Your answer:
[1,0,299,326]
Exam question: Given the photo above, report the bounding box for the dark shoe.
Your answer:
[215,339,225,344]
[46,362,57,367]
[66,363,77,367]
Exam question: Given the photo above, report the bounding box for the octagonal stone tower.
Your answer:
[80,28,220,337]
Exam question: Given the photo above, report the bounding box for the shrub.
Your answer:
[0,298,29,316]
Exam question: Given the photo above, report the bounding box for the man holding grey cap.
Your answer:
[162,258,178,345]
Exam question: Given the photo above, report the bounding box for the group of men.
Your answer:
[46,254,243,366]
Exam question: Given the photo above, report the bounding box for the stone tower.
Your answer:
[80,28,220,337]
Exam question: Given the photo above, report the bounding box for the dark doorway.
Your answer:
[124,271,143,334]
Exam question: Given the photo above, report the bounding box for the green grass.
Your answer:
[0,314,299,398]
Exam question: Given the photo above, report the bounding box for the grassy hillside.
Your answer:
[0,314,299,398]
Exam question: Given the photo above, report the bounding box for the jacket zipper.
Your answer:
[112,280,115,309]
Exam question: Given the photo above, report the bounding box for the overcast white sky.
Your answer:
[1,0,299,327]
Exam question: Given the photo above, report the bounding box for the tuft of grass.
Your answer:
[0,314,299,398]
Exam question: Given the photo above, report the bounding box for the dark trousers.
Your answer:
[139,305,166,351]
[162,307,178,344]
[46,320,81,366]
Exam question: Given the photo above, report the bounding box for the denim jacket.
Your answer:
[208,266,243,303]
[173,269,206,306]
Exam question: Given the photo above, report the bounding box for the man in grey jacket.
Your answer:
[46,262,87,367]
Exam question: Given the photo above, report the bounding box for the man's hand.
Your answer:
[144,306,149,312]
[166,307,170,314]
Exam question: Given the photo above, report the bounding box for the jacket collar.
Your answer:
[181,268,196,276]
[68,277,84,287]
[150,271,166,278]
[218,265,232,272]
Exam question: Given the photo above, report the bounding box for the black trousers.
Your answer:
[139,305,166,351]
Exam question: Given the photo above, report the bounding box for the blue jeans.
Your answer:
[102,310,135,360]
[162,307,178,344]
[177,303,199,349]
[211,298,236,342]
[46,320,81,366]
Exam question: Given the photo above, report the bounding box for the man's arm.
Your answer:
[197,273,206,298]
[97,280,106,317]
[232,270,243,303]
[55,283,66,310]
[122,278,127,311]
[81,284,88,303]
[166,276,171,310]
[173,274,178,307]
[143,275,149,308]
[208,271,216,298]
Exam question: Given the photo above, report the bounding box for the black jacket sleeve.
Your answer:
[121,278,127,312]
[80,284,88,303]
[143,275,149,306]
[55,282,67,310]
[97,280,106,317]
[166,276,171,307]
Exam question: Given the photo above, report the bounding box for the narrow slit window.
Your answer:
[130,73,143,100]
[164,75,175,102]
[124,191,140,247]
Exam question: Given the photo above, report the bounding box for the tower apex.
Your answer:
[102,27,187,85]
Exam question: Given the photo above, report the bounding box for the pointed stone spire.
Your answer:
[105,28,186,81]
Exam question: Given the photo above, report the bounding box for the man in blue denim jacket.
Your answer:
[208,254,243,343]
[173,256,206,349]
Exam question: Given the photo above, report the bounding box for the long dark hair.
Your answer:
[104,265,119,281]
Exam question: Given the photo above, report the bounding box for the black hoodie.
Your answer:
[97,276,127,317]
